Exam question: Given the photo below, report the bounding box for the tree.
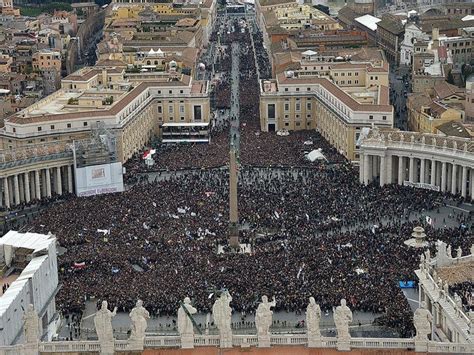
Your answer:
[447,70,455,84]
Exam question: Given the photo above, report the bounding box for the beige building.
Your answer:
[0,66,210,162]
[260,73,393,162]
[32,50,62,73]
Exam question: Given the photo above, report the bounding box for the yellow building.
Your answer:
[32,50,61,73]
[407,93,463,134]
[0,66,210,162]
[260,72,393,162]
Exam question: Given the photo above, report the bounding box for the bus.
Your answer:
[161,123,210,143]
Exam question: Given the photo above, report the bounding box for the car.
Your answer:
[396,76,403,80]
[404,82,409,87]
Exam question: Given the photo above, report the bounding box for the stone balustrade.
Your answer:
[0,336,463,353]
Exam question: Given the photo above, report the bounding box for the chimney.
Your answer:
[432,27,439,49]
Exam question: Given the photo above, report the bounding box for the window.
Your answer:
[296,87,300,92]
[307,87,311,91]
[158,90,162,94]
[83,122,88,126]
[169,90,172,94]
[307,102,312,111]
[355,80,359,84]
[370,76,374,80]
[67,123,71,128]
[37,127,42,131]
[284,103,289,111]
[285,122,289,127]
[382,115,387,120]
[12,128,15,133]
[27,140,33,144]
[193,105,202,121]
[180,90,184,94]
[180,116,185,121]
[169,105,174,114]
[169,117,174,121]
[295,103,301,111]
[334,73,338,76]
[284,114,289,119]
[348,72,352,76]
[369,115,373,120]
[284,88,289,92]
[267,104,276,119]
[355,72,359,76]
[295,122,301,126]
[50,125,55,129]
[158,106,162,114]
[179,105,185,113]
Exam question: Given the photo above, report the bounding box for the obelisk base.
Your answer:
[229,222,239,249]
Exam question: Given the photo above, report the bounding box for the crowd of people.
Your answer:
[21,13,474,341]
[28,165,472,338]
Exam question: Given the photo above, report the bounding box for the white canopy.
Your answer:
[302,50,317,56]
[305,149,326,162]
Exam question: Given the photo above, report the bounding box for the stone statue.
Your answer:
[431,137,436,146]
[443,281,449,296]
[447,245,452,258]
[94,301,117,348]
[212,291,233,347]
[410,135,415,144]
[129,300,149,349]
[420,254,425,271]
[333,299,353,340]
[413,302,432,341]
[456,246,462,258]
[424,249,431,263]
[443,139,447,149]
[178,297,197,348]
[454,293,463,309]
[387,133,392,141]
[23,304,39,344]
[471,244,474,256]
[453,141,457,150]
[306,297,322,345]
[255,295,276,337]
[421,136,425,145]
[464,142,468,152]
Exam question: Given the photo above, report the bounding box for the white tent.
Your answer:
[302,50,317,56]
[305,149,326,162]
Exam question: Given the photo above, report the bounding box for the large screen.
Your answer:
[74,162,124,197]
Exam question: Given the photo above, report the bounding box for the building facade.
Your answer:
[360,129,474,200]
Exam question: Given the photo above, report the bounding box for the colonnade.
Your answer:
[0,165,74,209]
[359,153,474,200]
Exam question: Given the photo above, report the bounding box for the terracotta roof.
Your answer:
[276,73,392,113]
[377,15,405,35]
[436,121,472,138]
[433,81,465,100]
[9,75,193,125]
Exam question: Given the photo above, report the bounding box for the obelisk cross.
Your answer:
[228,146,239,248]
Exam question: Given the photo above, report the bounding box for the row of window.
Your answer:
[333,72,359,77]
[35,121,87,132]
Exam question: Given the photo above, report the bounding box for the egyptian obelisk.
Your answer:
[228,146,239,248]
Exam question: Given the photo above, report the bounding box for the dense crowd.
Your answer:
[28,165,473,337]
[22,14,474,341]
[449,282,473,312]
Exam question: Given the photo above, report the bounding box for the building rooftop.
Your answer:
[436,121,473,139]
[354,14,381,31]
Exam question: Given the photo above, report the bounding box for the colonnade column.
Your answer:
[67,165,73,193]
[45,168,52,198]
[3,177,10,209]
[398,156,404,185]
[471,168,474,201]
[359,154,365,184]
[13,174,20,206]
[56,167,62,195]
[386,155,392,184]
[409,157,415,183]
[461,166,467,198]
[430,160,436,186]
[441,162,447,193]
[380,155,386,187]
[451,164,457,195]
[420,159,425,184]
[35,170,41,200]
[24,172,30,203]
